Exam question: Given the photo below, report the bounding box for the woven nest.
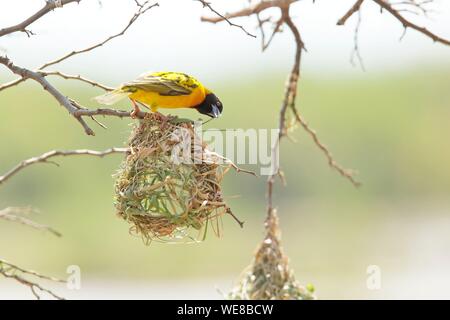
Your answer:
[114,113,241,243]
[227,210,316,300]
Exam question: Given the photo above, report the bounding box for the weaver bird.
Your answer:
[94,71,223,118]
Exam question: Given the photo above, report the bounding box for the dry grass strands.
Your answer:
[228,210,316,300]
[115,113,242,243]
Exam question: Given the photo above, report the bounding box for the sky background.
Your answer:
[1,0,450,83]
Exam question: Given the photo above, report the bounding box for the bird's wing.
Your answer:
[122,72,196,96]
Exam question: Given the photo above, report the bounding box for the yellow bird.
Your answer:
[94,71,223,118]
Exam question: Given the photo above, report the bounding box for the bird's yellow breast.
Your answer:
[129,86,206,109]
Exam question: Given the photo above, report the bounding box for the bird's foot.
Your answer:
[130,99,140,119]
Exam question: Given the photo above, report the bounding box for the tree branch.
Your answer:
[0,259,65,300]
[0,56,148,134]
[195,0,256,38]
[337,0,364,25]
[0,0,81,38]
[0,206,64,299]
[43,71,114,91]
[0,56,96,135]
[72,107,146,119]
[0,71,113,93]
[372,0,450,46]
[201,0,298,23]
[0,147,129,186]
[291,108,361,187]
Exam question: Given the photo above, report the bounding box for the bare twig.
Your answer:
[0,147,129,186]
[0,207,61,237]
[39,2,159,69]
[226,207,245,228]
[372,0,450,46]
[195,0,256,38]
[291,109,361,187]
[390,0,434,16]
[0,207,64,299]
[74,107,146,118]
[257,13,284,51]
[0,77,26,92]
[337,0,365,25]
[0,259,65,300]
[338,0,449,69]
[201,0,298,23]
[0,0,81,38]
[43,71,114,91]
[350,9,365,71]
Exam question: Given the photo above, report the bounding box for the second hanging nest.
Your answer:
[227,210,316,300]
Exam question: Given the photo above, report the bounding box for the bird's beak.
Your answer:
[209,104,221,118]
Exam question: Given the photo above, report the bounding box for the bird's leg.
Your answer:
[130,99,140,118]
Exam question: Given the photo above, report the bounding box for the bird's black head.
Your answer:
[196,93,223,118]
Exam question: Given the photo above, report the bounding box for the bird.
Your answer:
[94,71,223,119]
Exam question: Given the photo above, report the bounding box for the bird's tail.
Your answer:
[94,88,130,105]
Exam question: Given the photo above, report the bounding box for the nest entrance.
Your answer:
[114,113,243,243]
[227,210,316,300]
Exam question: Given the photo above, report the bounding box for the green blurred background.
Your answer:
[1,0,450,300]
[1,66,450,299]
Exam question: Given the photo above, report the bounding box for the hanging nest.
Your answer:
[227,209,316,300]
[114,113,247,243]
